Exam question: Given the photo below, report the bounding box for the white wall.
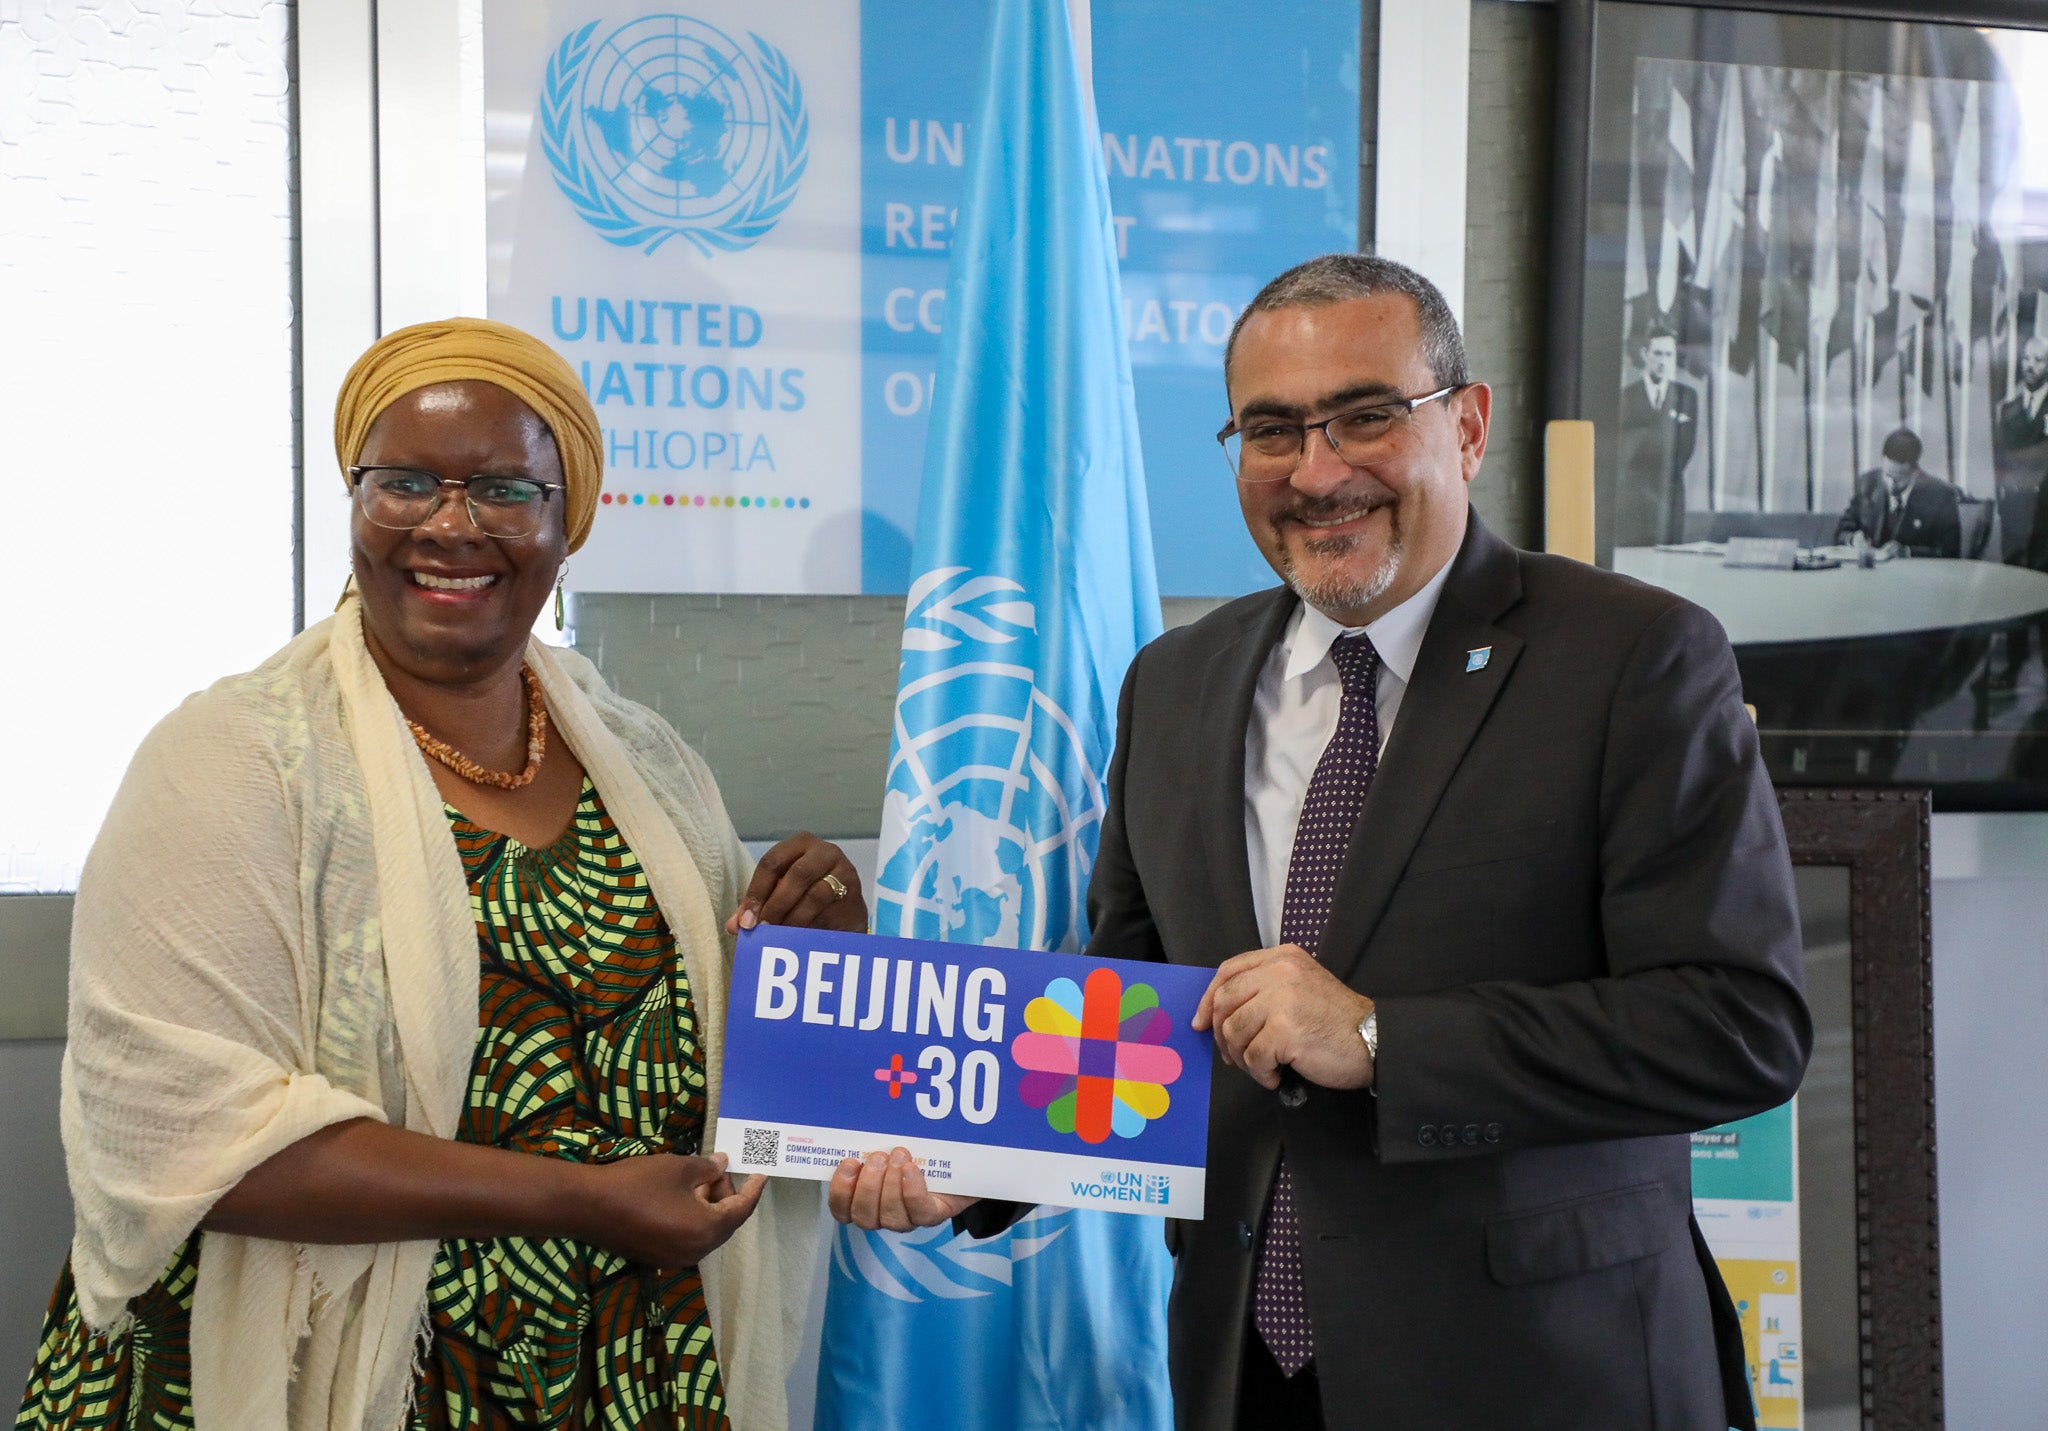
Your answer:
[1375,0,1470,322]
[1930,817,2048,1428]
[0,0,301,894]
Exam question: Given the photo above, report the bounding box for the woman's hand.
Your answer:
[204,1121,765,1259]
[827,1147,977,1233]
[725,833,869,934]
[574,1152,765,1267]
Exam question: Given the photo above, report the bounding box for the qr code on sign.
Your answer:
[739,1127,781,1168]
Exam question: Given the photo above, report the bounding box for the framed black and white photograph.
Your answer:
[1551,0,2048,806]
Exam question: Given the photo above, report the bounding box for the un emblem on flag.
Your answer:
[539,14,809,256]
[876,569,1107,956]
[832,1204,1075,1301]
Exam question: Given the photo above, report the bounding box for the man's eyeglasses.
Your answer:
[1217,384,1466,482]
[349,466,566,540]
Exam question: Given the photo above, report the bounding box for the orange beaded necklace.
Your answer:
[406,664,548,789]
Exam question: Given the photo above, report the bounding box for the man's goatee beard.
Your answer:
[1282,530,1403,617]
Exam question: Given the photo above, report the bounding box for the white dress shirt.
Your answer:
[1243,558,1455,948]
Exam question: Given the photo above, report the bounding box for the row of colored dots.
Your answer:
[599,493,813,509]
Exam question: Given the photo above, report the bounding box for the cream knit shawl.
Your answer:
[62,601,815,1429]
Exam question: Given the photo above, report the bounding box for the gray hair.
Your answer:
[1224,252,1471,392]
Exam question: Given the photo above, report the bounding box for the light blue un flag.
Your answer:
[813,0,1172,1426]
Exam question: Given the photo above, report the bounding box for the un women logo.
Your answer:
[541,15,809,256]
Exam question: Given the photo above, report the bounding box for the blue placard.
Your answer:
[714,925,1215,1217]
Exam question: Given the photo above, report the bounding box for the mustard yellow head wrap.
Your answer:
[334,317,603,552]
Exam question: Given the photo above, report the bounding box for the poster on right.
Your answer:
[1695,1100,1806,1430]
[1554,1,2048,807]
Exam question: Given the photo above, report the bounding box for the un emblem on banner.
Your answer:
[875,568,1107,956]
[540,15,808,256]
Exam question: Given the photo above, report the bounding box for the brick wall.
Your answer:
[1464,0,1555,549]
[568,591,1227,839]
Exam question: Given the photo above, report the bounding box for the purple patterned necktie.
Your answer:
[1253,633,1381,1377]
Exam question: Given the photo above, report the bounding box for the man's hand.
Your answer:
[1193,944,1375,1091]
[828,1148,977,1233]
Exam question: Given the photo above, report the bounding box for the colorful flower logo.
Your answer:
[1010,968,1183,1143]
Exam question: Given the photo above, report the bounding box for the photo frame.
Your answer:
[1774,786,1939,1429]
[1551,0,2048,807]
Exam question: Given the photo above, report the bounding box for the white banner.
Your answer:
[487,1,865,592]
[715,1118,1207,1219]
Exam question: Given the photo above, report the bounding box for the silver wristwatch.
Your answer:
[1358,1008,1379,1064]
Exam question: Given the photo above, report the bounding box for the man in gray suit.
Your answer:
[1993,336,2048,565]
[1614,323,1699,547]
[835,255,1810,1431]
[1992,338,2048,688]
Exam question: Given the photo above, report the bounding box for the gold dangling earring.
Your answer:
[553,565,568,631]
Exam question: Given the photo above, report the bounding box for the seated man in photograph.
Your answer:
[1835,427,1961,558]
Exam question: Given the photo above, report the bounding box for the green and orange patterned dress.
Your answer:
[18,778,730,1431]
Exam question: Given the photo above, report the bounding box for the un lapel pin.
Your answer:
[1465,647,1492,673]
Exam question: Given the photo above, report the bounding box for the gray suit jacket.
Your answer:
[1084,514,1810,1430]
[1615,378,1699,547]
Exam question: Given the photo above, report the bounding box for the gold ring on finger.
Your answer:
[821,872,849,901]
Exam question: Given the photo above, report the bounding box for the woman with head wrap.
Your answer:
[17,319,851,1430]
